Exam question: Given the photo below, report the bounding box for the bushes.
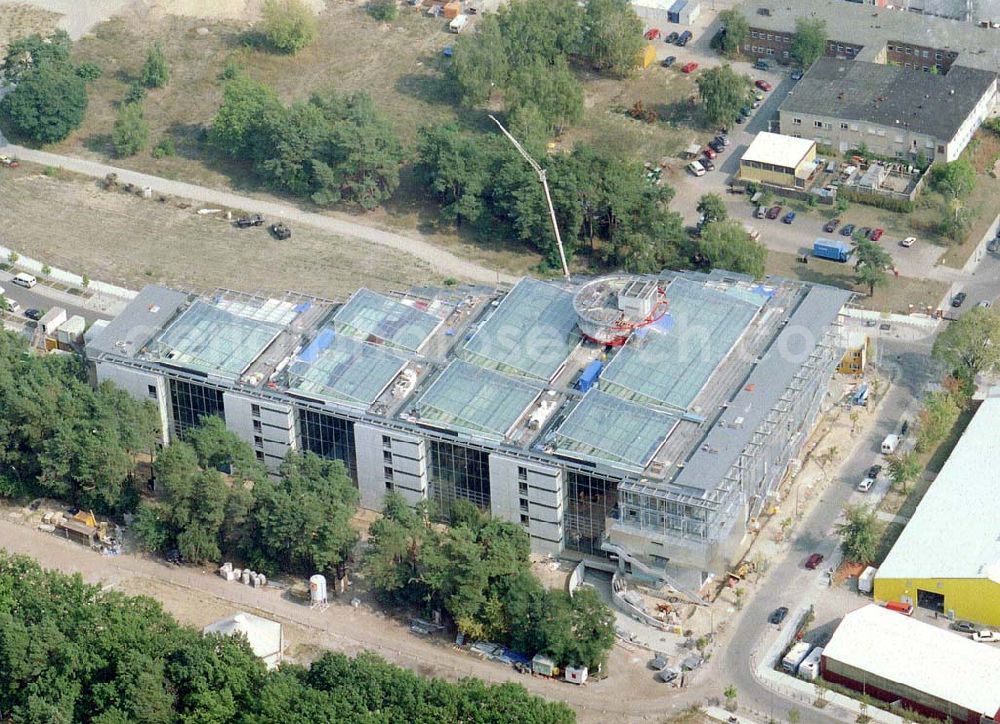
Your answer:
[837,188,914,213]
[367,0,399,20]
[141,42,170,88]
[112,102,149,157]
[258,0,317,54]
[152,137,176,158]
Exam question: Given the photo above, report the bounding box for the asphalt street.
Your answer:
[0,270,112,325]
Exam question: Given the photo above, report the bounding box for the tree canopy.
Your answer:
[0,54,87,144]
[112,101,149,157]
[790,18,827,68]
[932,307,1000,380]
[258,0,317,54]
[698,220,766,278]
[0,553,574,723]
[835,504,883,565]
[716,9,749,58]
[212,78,403,209]
[851,237,893,296]
[696,194,728,224]
[142,42,170,88]
[366,494,615,670]
[929,158,976,200]
[696,64,751,126]
[1,29,72,82]
[581,0,645,77]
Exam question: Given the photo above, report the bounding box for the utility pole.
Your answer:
[488,115,571,281]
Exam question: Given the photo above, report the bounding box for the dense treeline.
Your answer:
[0,332,159,514]
[132,417,359,577]
[366,494,615,671]
[0,553,575,723]
[0,31,91,144]
[417,126,687,270]
[210,74,404,209]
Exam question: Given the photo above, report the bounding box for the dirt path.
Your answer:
[1,143,515,286]
[0,515,713,723]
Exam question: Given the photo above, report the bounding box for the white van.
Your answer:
[12,273,37,288]
[3,298,20,313]
[881,434,900,454]
[687,161,706,177]
[449,14,469,33]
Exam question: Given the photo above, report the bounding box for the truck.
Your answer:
[881,433,900,454]
[858,565,877,594]
[813,238,852,262]
[576,359,603,393]
[797,647,824,681]
[781,641,813,674]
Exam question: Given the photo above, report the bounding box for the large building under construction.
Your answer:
[86,271,849,588]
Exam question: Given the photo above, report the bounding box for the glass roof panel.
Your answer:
[333,288,443,353]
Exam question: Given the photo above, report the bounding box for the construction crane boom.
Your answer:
[489,115,571,281]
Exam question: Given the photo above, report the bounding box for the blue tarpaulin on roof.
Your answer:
[293,302,313,314]
[750,284,776,298]
[651,313,675,333]
[299,328,335,363]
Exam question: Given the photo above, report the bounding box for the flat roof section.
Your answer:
[550,390,678,472]
[740,132,815,170]
[599,277,761,411]
[461,278,580,382]
[145,300,285,379]
[824,605,1000,718]
[877,396,1000,583]
[286,330,408,410]
[333,288,444,354]
[85,285,188,359]
[411,361,542,441]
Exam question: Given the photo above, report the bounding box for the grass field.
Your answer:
[0,3,59,52]
[766,250,948,313]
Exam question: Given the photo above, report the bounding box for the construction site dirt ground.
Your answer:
[0,166,436,297]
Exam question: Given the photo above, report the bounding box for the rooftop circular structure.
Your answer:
[572,275,668,346]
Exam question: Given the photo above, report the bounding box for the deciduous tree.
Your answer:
[717,9,749,57]
[258,0,317,54]
[835,503,883,564]
[790,18,827,68]
[141,43,169,88]
[0,60,87,143]
[932,307,1000,379]
[852,237,893,296]
[699,220,766,278]
[112,101,149,157]
[581,0,644,77]
[696,64,751,126]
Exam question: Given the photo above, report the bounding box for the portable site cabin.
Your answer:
[442,1,461,19]
[797,647,824,681]
[56,518,98,548]
[531,653,557,677]
[449,14,469,32]
[781,641,812,674]
[638,44,657,69]
[684,143,702,159]
[858,566,877,595]
[667,0,700,24]
[564,665,588,685]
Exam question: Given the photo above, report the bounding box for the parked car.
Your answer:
[840,223,856,237]
[753,89,765,101]
[769,607,789,624]
[823,218,840,233]
[270,222,292,240]
[681,62,698,73]
[951,292,967,308]
[900,236,916,247]
[755,206,767,219]
[661,56,676,68]
[805,553,824,570]
[869,227,884,241]
[867,464,882,479]
[235,214,264,228]
[977,300,992,308]
[791,68,804,80]
[857,477,875,492]
[687,161,706,177]
[666,32,679,44]
[701,158,715,171]
[703,147,717,159]
[740,105,751,117]
[857,226,872,239]
[735,113,747,124]
[754,59,770,71]
[765,205,782,220]
[708,139,724,153]
[755,79,773,91]
[989,238,1000,253]
[715,134,730,146]
[972,630,1000,643]
[782,211,796,224]
[952,620,977,633]
[24,308,42,321]
[644,28,661,40]
[677,30,693,46]
[649,654,669,671]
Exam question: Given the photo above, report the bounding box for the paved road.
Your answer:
[0,271,114,324]
[0,143,513,286]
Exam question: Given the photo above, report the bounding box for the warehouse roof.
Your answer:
[551,390,678,471]
[85,285,188,359]
[412,361,541,440]
[824,605,1000,717]
[877,396,1000,583]
[782,58,998,143]
[740,132,816,170]
[741,0,1000,72]
[333,288,443,353]
[461,278,580,382]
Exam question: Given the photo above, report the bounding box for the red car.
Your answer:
[681,62,699,74]
[703,147,717,159]
[805,553,824,570]
[870,227,884,241]
[765,205,782,220]
[645,28,661,40]
[755,79,773,91]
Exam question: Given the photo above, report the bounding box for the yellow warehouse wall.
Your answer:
[739,165,795,187]
[873,577,1000,627]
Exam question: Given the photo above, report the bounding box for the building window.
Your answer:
[905,47,912,55]
[383,449,393,463]
[840,123,849,130]
[814,120,823,128]
[384,466,394,481]
[935,64,944,73]
[520,498,529,513]
[147,384,157,399]
[253,435,263,448]
[887,44,895,51]
[937,145,945,154]
[255,450,264,462]
[520,514,529,526]
[253,419,262,433]
[251,404,260,417]
[385,480,394,491]
[782,50,789,58]
[517,466,528,481]
[169,378,225,437]
[428,440,491,518]
[564,471,620,558]
[751,30,758,38]
[922,50,928,58]
[298,409,357,481]
[519,481,528,496]
[766,48,774,55]
[382,435,391,448]
[935,52,942,60]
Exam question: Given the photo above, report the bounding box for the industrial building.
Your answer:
[742,0,1000,74]
[822,605,1000,723]
[630,0,701,26]
[874,397,1000,626]
[780,58,997,162]
[203,612,283,670]
[86,271,849,589]
[738,132,818,188]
